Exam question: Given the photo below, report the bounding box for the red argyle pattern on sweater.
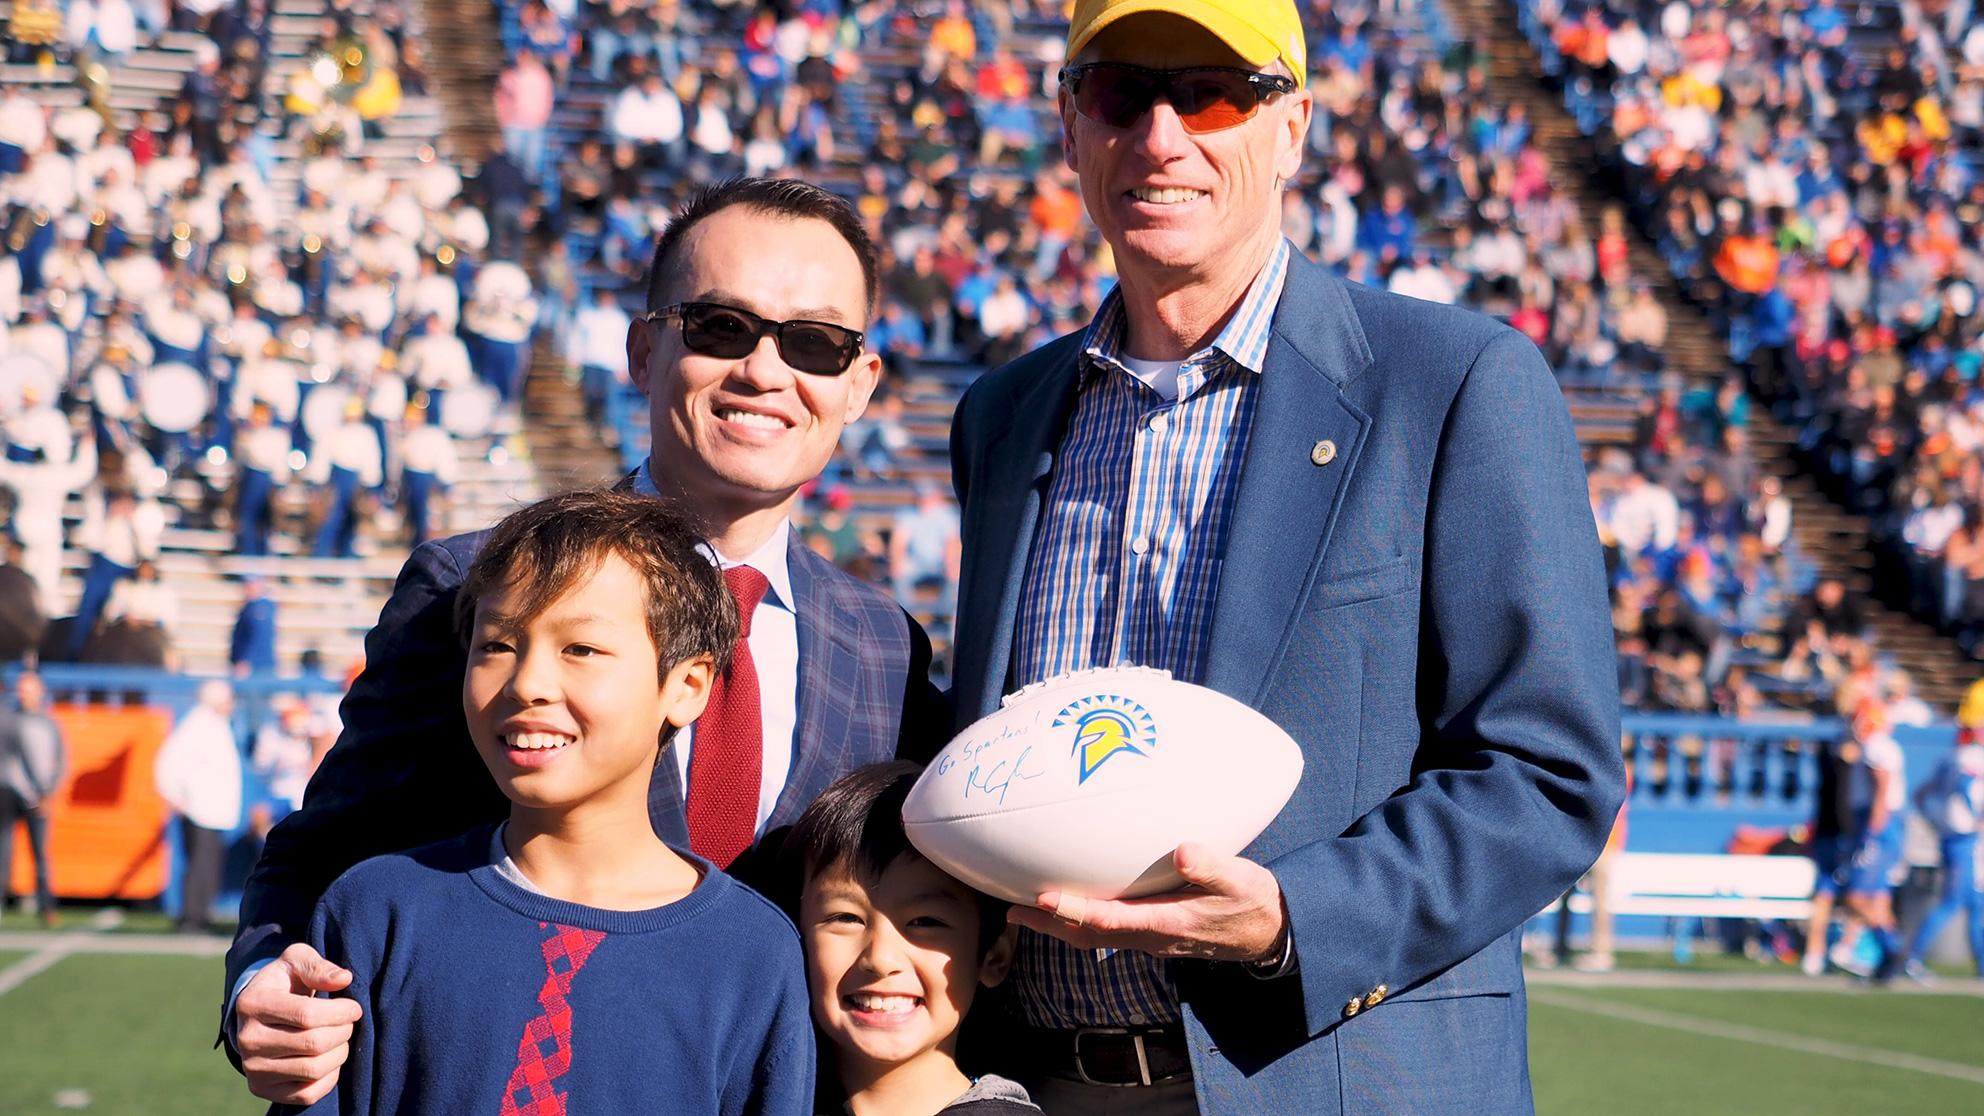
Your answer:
[497,922,606,1116]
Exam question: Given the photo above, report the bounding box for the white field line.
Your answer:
[1529,987,1984,1087]
[0,909,129,998]
[0,931,229,957]
[1527,967,1984,997]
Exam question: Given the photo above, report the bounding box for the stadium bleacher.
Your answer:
[1,0,542,678]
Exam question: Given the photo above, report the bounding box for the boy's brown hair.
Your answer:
[455,489,739,682]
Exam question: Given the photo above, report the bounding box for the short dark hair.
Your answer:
[782,761,1009,956]
[645,177,880,316]
[455,489,740,685]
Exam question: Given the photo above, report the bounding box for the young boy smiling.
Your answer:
[293,490,813,1116]
[785,762,1040,1116]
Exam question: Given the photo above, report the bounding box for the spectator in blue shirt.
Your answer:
[230,578,281,678]
[867,300,927,360]
[1321,21,1370,75]
[1357,184,1417,263]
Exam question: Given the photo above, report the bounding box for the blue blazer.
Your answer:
[224,524,944,1037]
[950,250,1624,1114]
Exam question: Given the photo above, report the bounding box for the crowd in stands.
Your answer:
[1524,0,1984,675]
[518,0,1860,715]
[0,0,529,666]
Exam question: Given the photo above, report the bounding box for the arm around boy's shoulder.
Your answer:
[228,534,507,1006]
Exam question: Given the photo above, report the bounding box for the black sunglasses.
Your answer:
[1058,62,1297,134]
[640,302,866,375]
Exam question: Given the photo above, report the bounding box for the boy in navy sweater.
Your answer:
[784,762,1040,1116]
[293,490,814,1116]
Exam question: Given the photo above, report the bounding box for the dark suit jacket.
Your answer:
[949,250,1624,1114]
[223,525,945,1048]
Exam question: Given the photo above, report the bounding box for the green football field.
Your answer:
[3,946,1981,1115]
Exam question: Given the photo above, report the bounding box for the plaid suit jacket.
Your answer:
[225,513,943,1047]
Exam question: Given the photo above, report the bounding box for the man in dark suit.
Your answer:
[224,179,943,1106]
[948,4,1623,1112]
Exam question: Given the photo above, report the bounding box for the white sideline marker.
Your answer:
[1531,988,1984,1087]
[0,908,124,999]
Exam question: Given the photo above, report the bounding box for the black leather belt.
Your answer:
[1023,1024,1194,1087]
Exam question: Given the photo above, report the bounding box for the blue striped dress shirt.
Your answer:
[1010,239,1291,1028]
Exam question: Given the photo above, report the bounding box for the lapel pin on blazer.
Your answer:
[1310,439,1338,467]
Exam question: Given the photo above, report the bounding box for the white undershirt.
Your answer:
[1118,354,1186,401]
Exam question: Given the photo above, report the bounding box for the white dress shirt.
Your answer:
[154,706,243,832]
[636,462,799,836]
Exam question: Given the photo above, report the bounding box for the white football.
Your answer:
[903,667,1304,906]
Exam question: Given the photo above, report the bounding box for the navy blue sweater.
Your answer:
[293,824,814,1116]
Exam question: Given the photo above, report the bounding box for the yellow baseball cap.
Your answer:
[1066,0,1308,88]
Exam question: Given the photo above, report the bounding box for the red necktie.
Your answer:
[686,565,770,868]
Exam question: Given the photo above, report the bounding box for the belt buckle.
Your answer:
[1072,1026,1152,1088]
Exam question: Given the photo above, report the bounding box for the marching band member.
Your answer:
[106,240,168,307]
[15,135,79,219]
[40,216,110,328]
[363,352,408,476]
[0,423,95,616]
[75,131,137,204]
[0,250,20,324]
[3,383,72,465]
[411,145,460,213]
[67,481,165,660]
[306,397,383,559]
[218,298,275,375]
[403,253,460,334]
[142,132,201,210]
[395,399,455,545]
[462,256,535,403]
[87,341,144,449]
[326,269,396,339]
[143,285,212,372]
[0,88,46,176]
[438,193,489,263]
[399,312,473,423]
[231,338,303,427]
[9,300,69,379]
[248,253,305,322]
[332,316,385,384]
[232,402,292,558]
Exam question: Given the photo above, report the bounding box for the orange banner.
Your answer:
[7,705,174,900]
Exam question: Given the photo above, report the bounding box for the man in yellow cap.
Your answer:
[948,2,1622,1111]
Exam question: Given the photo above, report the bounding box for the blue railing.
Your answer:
[1,662,347,725]
[5,666,1964,916]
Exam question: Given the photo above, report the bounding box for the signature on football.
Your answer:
[960,745,1040,806]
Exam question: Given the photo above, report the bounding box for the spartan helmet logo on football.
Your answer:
[1052,695,1158,784]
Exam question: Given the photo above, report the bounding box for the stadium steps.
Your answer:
[418,0,619,494]
[1450,0,1983,710]
[45,426,539,676]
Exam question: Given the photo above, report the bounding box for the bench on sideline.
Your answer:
[1567,853,1816,924]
